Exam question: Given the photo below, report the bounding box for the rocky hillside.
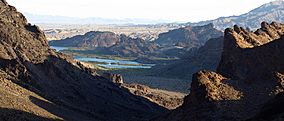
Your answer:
[49,31,120,48]
[0,1,167,121]
[155,23,223,49]
[153,36,223,80]
[156,22,284,121]
[189,0,284,30]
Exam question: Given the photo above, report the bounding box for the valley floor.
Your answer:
[103,69,190,93]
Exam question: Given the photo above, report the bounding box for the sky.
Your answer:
[6,0,276,22]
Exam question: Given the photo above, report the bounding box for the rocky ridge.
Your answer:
[156,22,284,121]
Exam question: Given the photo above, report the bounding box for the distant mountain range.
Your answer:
[188,0,284,30]
[25,0,284,30]
[24,13,171,25]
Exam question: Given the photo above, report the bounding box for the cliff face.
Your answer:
[0,1,166,121]
[156,22,284,121]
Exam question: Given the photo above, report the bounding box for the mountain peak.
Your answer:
[189,0,284,30]
[223,22,284,49]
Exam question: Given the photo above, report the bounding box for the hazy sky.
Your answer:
[6,0,276,22]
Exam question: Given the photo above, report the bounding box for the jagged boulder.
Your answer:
[102,72,124,84]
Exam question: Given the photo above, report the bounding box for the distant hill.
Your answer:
[155,23,223,49]
[49,31,120,48]
[188,0,284,30]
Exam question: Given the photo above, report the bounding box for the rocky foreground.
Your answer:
[155,22,284,121]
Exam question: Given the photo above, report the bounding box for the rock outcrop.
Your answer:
[156,22,284,121]
[102,72,124,84]
[218,22,284,80]
[0,1,167,121]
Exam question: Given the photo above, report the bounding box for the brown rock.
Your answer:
[102,72,124,84]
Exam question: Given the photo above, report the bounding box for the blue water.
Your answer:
[74,57,139,65]
[51,46,155,69]
[50,46,68,51]
[74,56,155,69]
[97,64,154,69]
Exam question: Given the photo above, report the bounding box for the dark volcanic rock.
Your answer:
[0,1,166,121]
[156,22,284,121]
[155,23,223,49]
